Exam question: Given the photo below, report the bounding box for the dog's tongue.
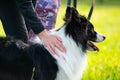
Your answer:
[88,41,99,51]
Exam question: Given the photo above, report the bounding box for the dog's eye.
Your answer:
[87,28,96,39]
[88,25,94,32]
[89,27,94,32]
[88,25,93,30]
[88,29,94,34]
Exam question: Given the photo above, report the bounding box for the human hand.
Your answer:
[37,30,66,56]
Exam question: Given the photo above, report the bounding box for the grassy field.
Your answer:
[0,0,120,80]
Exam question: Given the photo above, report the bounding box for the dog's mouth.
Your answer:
[87,41,99,51]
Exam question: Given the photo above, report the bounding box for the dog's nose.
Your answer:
[103,36,106,40]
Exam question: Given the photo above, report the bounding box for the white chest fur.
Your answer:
[53,27,87,80]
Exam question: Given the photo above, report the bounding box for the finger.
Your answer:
[47,44,60,57]
[55,41,66,53]
[56,36,62,42]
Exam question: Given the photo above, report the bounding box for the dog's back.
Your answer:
[0,37,33,80]
[0,37,58,80]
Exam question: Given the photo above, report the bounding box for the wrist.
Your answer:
[37,29,48,39]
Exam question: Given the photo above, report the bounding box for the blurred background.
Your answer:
[0,0,120,80]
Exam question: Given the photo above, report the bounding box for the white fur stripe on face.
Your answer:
[96,32,105,42]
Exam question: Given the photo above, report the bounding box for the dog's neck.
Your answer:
[51,25,87,80]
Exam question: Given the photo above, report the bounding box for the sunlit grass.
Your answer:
[0,1,120,80]
[0,21,5,36]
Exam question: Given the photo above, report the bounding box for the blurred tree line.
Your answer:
[98,0,104,3]
[92,0,118,3]
[61,0,119,4]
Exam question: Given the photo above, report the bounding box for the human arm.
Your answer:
[16,0,44,33]
[16,0,66,55]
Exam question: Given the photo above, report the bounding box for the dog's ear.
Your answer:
[71,7,82,23]
[64,6,72,22]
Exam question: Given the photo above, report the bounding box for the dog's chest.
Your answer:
[55,41,87,80]
[53,31,87,80]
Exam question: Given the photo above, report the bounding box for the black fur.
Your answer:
[0,37,58,80]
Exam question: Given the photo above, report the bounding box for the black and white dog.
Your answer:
[0,5,105,80]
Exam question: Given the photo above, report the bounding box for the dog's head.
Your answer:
[64,6,105,52]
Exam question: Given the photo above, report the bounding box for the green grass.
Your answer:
[0,21,5,36]
[0,0,120,80]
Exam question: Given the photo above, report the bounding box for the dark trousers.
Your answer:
[0,0,28,42]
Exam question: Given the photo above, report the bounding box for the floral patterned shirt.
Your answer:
[29,0,60,40]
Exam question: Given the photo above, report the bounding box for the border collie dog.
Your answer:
[0,6,105,80]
